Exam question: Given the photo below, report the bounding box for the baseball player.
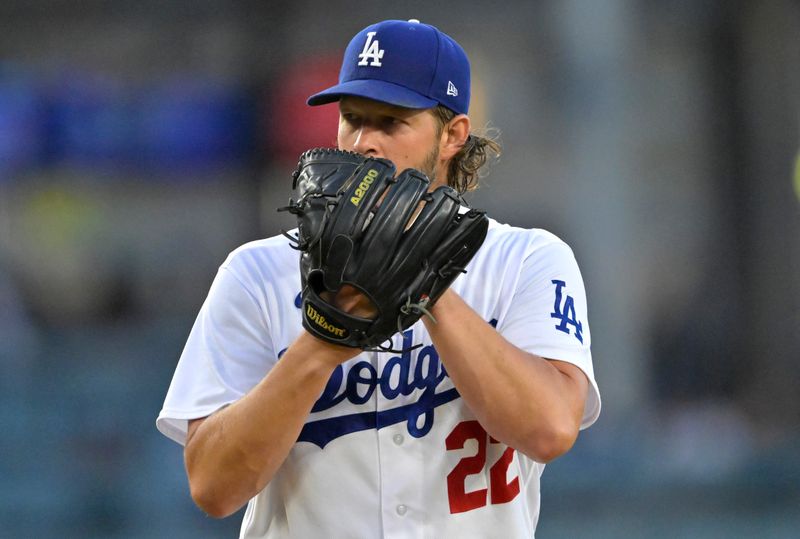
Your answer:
[157,19,601,538]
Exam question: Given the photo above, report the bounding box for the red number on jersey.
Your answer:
[445,420,488,513]
[445,420,520,514]
[488,436,521,504]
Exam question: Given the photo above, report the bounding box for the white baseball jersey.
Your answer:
[157,217,601,538]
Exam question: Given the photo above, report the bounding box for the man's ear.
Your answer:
[439,114,471,161]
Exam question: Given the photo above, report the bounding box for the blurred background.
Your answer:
[1,0,798,537]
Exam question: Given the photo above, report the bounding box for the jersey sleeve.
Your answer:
[156,263,276,445]
[497,239,601,429]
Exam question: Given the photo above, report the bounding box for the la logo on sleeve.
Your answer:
[550,280,583,343]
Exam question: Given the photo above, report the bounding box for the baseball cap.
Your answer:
[307,19,470,114]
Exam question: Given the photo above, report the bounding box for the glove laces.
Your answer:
[398,295,437,334]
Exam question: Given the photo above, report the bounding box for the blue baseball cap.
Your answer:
[307,19,470,114]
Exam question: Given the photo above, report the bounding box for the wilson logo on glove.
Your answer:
[306,303,348,338]
[350,168,379,206]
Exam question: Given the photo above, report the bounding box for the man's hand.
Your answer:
[321,284,378,319]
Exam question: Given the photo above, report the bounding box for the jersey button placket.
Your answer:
[375,336,421,538]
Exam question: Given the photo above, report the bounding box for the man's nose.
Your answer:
[352,125,380,156]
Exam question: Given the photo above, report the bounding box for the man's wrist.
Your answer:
[293,330,362,368]
[428,288,457,319]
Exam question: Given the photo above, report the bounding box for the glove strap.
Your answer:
[301,286,374,348]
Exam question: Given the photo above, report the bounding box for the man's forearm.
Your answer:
[184,333,357,518]
[423,289,588,462]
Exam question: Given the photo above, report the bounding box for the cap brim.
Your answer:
[307,79,438,110]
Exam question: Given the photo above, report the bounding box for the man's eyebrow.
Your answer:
[339,99,409,116]
[338,104,365,115]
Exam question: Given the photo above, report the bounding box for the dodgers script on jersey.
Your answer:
[157,218,601,538]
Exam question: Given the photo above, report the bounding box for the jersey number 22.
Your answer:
[445,420,520,514]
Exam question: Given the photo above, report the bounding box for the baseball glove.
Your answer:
[282,148,489,351]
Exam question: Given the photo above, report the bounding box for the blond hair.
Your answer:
[432,105,502,193]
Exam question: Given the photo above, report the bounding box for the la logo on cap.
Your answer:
[358,31,384,67]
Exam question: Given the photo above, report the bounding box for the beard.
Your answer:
[419,144,440,184]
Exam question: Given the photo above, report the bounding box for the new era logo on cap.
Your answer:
[447,81,458,97]
[307,19,471,115]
